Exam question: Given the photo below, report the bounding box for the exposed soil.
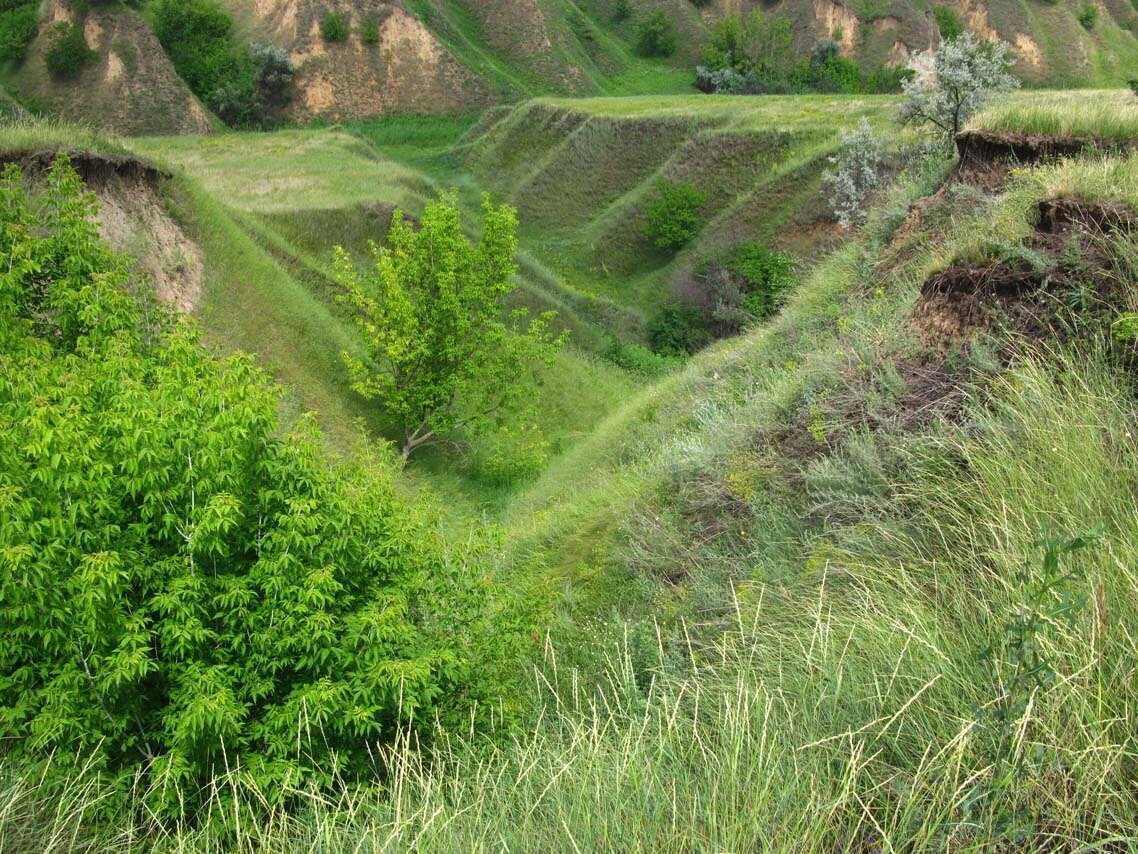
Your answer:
[955,130,1138,192]
[11,1,212,136]
[4,148,203,314]
[0,149,169,188]
[910,197,1132,348]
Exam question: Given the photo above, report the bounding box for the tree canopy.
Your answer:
[335,193,565,459]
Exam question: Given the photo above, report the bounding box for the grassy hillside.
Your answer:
[6,89,1138,850]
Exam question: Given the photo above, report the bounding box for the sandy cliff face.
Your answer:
[241,0,494,120]
[12,0,212,136]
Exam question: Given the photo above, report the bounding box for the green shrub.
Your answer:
[43,21,94,80]
[0,3,37,64]
[0,156,534,817]
[643,179,706,251]
[152,0,293,128]
[1077,2,1098,29]
[361,15,379,44]
[932,5,964,40]
[635,10,676,57]
[649,302,711,356]
[321,12,348,42]
[603,337,680,376]
[728,243,794,319]
[613,0,631,22]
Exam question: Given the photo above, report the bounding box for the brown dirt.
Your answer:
[910,197,1132,347]
[955,130,1138,191]
[12,1,212,136]
[3,148,204,314]
[245,0,494,120]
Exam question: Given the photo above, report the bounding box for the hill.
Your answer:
[7,0,212,135]
[5,88,1138,848]
[3,0,1138,130]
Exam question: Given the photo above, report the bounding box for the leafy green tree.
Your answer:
[643,179,706,251]
[702,11,794,79]
[0,157,535,816]
[335,193,565,460]
[0,3,38,64]
[899,32,1018,149]
[635,9,677,57]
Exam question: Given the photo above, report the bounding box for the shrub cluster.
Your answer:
[152,0,294,128]
[0,156,535,817]
[696,13,912,95]
[0,0,38,65]
[823,118,884,229]
[43,21,95,80]
[635,9,676,57]
[643,179,706,251]
[322,12,348,42]
[932,5,964,40]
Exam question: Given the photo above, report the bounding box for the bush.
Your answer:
[635,10,676,57]
[0,3,37,64]
[603,337,680,376]
[321,12,348,42]
[613,0,631,22]
[728,243,794,318]
[361,15,379,44]
[649,302,711,356]
[643,179,706,251]
[823,117,884,229]
[250,40,293,119]
[0,156,535,818]
[1077,3,1098,29]
[43,21,94,80]
[932,5,964,40]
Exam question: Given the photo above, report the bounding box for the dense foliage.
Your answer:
[43,21,94,80]
[335,193,564,459]
[322,12,348,43]
[823,117,884,228]
[0,0,37,65]
[151,0,293,128]
[0,157,532,815]
[696,13,911,95]
[642,178,705,251]
[634,10,676,58]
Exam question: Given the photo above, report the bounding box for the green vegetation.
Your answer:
[0,0,37,64]
[360,15,379,45]
[0,156,534,819]
[932,5,964,40]
[321,12,348,43]
[1077,2,1098,30]
[634,9,677,58]
[900,32,1018,147]
[335,193,565,459]
[696,12,911,95]
[42,22,93,80]
[642,178,705,250]
[150,0,293,128]
[970,89,1138,140]
[9,47,1138,851]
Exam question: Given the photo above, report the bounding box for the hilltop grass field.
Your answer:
[5,83,1138,851]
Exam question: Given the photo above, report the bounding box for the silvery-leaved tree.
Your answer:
[824,117,884,229]
[899,32,1019,150]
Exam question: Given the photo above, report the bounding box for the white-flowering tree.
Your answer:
[899,32,1019,149]
[824,118,884,229]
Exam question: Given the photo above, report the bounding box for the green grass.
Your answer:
[969,88,1138,141]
